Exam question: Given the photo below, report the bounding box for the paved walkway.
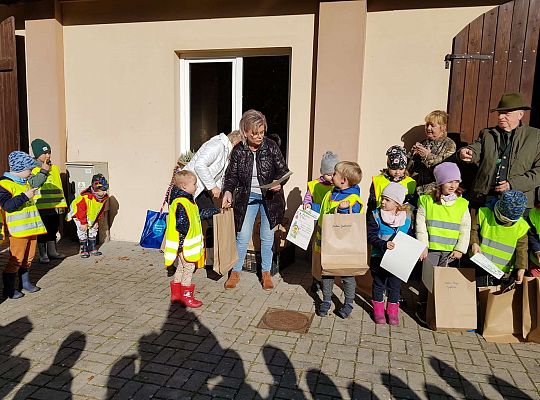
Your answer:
[0,241,539,400]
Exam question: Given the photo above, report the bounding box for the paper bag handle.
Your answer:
[333,205,353,214]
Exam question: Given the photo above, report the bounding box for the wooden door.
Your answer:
[0,16,20,173]
[447,0,540,143]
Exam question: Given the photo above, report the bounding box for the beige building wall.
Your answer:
[25,19,67,167]
[359,5,495,199]
[62,15,314,242]
[312,0,367,179]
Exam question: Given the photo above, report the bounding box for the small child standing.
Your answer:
[317,161,364,319]
[471,190,529,285]
[67,174,109,258]
[367,183,413,325]
[527,204,540,277]
[368,145,416,212]
[304,151,340,293]
[164,170,220,307]
[0,151,47,299]
[415,162,470,323]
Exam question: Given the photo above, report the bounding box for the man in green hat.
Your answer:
[458,92,540,210]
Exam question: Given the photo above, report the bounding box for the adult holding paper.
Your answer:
[221,110,289,290]
[367,183,413,326]
[470,190,529,286]
[415,162,471,324]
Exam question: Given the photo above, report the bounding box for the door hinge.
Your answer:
[444,54,493,69]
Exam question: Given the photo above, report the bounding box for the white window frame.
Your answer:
[179,57,243,153]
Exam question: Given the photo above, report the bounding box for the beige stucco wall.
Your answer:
[62,15,314,242]
[312,0,366,179]
[359,5,495,199]
[25,19,67,168]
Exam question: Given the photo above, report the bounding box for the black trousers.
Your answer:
[38,212,60,243]
[370,257,402,303]
[195,190,215,248]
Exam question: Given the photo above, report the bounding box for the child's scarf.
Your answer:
[380,209,407,228]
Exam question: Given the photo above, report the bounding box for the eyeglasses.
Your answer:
[248,130,266,137]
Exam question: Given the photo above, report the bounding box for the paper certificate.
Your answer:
[470,253,505,279]
[253,171,293,189]
[286,206,320,250]
[380,231,426,282]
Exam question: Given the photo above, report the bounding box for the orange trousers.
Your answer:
[4,235,37,273]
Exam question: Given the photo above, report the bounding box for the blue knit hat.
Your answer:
[8,151,37,172]
[91,174,109,191]
[495,190,527,222]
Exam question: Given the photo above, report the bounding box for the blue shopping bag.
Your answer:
[140,209,168,249]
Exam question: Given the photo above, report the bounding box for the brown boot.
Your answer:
[261,271,274,290]
[224,271,240,289]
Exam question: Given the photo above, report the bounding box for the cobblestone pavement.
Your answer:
[0,241,539,400]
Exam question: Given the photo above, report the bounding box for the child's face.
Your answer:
[95,189,107,197]
[440,180,459,196]
[181,176,197,195]
[388,168,406,180]
[322,173,333,183]
[12,169,32,179]
[332,171,349,189]
[37,153,51,163]
[381,196,399,212]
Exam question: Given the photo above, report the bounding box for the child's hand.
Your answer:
[24,187,38,199]
[338,201,350,209]
[222,191,232,208]
[303,203,312,210]
[211,187,221,199]
[80,224,88,231]
[450,250,463,260]
[419,248,428,261]
[386,241,395,250]
[94,222,99,229]
[471,243,481,254]
[269,184,281,192]
[516,268,525,284]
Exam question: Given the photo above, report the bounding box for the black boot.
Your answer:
[80,240,90,258]
[2,272,24,299]
[88,238,102,256]
[18,269,40,293]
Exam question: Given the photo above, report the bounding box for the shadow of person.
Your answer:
[106,304,261,399]
[401,125,426,152]
[107,195,120,230]
[488,375,534,399]
[349,381,379,400]
[381,371,422,399]
[306,368,341,399]
[0,317,33,398]
[430,357,483,399]
[12,331,86,400]
[263,345,307,399]
[285,187,302,217]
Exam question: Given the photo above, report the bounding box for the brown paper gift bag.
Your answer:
[483,284,524,343]
[426,267,477,331]
[477,285,500,335]
[321,211,369,276]
[212,209,238,276]
[523,277,540,343]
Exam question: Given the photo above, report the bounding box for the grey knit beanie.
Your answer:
[320,151,340,175]
[382,182,408,205]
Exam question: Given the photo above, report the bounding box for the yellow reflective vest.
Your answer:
[0,179,47,238]
[418,194,469,251]
[32,164,67,210]
[372,174,416,208]
[307,179,333,206]
[478,207,530,273]
[528,208,540,265]
[164,197,205,267]
[67,191,107,225]
[314,191,365,252]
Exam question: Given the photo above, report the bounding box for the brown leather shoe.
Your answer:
[224,271,240,289]
[261,271,274,290]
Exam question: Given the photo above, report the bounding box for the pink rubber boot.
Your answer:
[372,300,386,324]
[386,302,400,326]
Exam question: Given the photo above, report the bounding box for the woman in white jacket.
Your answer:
[183,131,242,265]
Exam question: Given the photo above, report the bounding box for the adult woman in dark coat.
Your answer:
[221,109,289,290]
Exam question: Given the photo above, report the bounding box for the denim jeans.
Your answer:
[233,193,274,272]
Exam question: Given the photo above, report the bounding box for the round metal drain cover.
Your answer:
[260,309,313,333]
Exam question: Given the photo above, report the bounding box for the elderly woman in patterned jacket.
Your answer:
[221,109,289,291]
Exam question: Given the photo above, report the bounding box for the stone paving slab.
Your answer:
[0,241,539,399]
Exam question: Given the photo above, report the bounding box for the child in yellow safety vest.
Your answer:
[415,162,471,325]
[31,139,68,264]
[0,151,47,299]
[526,203,540,277]
[303,151,339,294]
[471,190,529,286]
[368,145,416,213]
[67,174,109,258]
[316,161,364,319]
[165,170,220,308]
